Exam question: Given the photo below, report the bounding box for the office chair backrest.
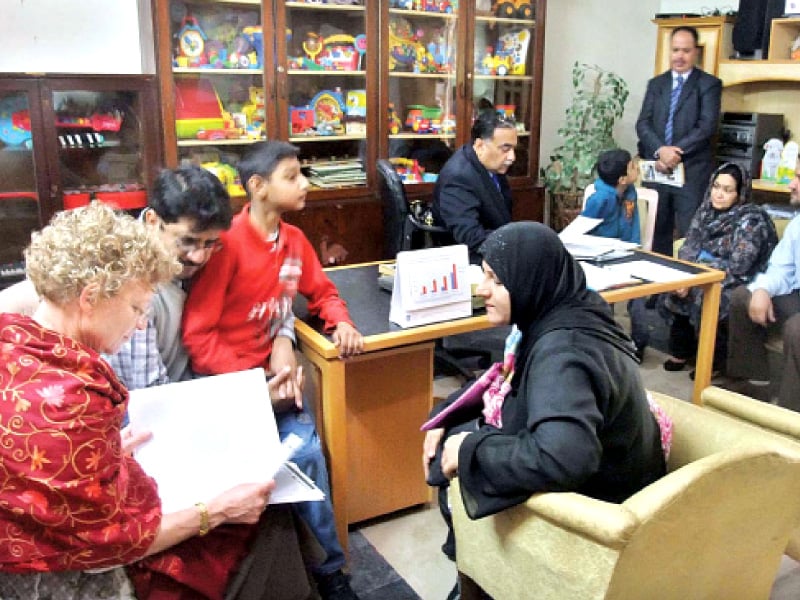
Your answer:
[378,159,411,258]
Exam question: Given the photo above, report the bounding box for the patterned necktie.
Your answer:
[664,75,684,146]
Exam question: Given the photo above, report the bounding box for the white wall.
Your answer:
[0,0,153,74]
[539,0,660,170]
[539,0,742,175]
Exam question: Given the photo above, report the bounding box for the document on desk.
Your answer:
[604,260,691,284]
[127,368,324,513]
[559,217,639,259]
[389,245,472,327]
[579,261,642,292]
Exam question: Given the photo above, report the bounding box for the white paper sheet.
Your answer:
[579,262,642,291]
[604,260,691,284]
[127,368,323,513]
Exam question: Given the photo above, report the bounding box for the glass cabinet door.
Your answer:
[383,2,459,185]
[168,0,267,198]
[277,1,369,191]
[470,1,537,178]
[41,80,160,213]
[0,81,46,282]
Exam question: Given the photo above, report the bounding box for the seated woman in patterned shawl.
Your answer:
[661,162,778,377]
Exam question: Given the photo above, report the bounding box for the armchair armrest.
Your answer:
[522,491,638,549]
[702,385,800,440]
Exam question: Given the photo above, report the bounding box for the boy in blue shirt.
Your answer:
[583,148,641,244]
[582,148,649,361]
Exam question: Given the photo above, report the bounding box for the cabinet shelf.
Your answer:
[177,138,264,147]
[753,178,790,193]
[475,15,535,26]
[389,71,455,79]
[718,60,800,86]
[290,134,366,142]
[287,69,366,76]
[473,74,533,82]
[286,2,365,12]
[388,8,457,20]
[173,68,264,76]
[390,133,456,140]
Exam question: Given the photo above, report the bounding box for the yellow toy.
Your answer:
[202,161,245,197]
[242,86,266,129]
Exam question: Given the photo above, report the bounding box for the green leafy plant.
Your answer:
[543,62,629,195]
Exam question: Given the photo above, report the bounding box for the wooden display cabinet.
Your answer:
[717,17,800,197]
[152,0,547,262]
[0,75,161,286]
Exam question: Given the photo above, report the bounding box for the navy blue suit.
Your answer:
[431,143,513,264]
[636,68,721,256]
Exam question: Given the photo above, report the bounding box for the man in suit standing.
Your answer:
[636,26,722,256]
[432,110,516,264]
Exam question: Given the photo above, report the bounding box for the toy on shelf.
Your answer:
[311,89,346,135]
[173,13,262,69]
[290,89,347,137]
[496,29,529,75]
[495,104,515,120]
[241,86,266,132]
[175,77,225,139]
[176,16,208,67]
[493,0,532,19]
[777,141,799,184]
[290,106,316,135]
[390,157,425,183]
[0,96,33,146]
[388,17,454,73]
[762,138,783,181]
[202,161,245,197]
[319,34,363,71]
[387,102,402,135]
[345,90,367,135]
[405,104,442,133]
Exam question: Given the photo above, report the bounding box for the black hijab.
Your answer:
[478,222,638,377]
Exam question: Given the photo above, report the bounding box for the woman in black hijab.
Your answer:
[435,222,666,520]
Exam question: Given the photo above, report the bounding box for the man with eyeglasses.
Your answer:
[726,159,800,410]
[431,109,517,264]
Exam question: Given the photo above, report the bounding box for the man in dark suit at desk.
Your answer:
[636,25,721,256]
[432,110,517,264]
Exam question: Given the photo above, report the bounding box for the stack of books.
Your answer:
[304,160,366,189]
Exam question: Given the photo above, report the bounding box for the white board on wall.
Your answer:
[0,0,148,74]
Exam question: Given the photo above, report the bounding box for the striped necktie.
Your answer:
[664,75,684,146]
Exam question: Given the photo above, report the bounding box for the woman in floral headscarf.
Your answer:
[661,162,778,376]
[423,222,666,570]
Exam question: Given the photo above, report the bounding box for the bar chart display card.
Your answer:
[389,245,472,327]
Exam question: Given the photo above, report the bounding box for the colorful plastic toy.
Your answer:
[493,0,532,19]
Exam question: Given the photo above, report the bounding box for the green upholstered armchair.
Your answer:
[702,384,800,560]
[451,392,800,600]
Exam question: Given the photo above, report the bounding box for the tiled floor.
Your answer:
[354,329,800,599]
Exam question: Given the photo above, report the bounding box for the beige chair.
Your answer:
[451,392,800,600]
[581,184,659,251]
[702,384,800,559]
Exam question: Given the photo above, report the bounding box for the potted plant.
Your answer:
[543,61,629,231]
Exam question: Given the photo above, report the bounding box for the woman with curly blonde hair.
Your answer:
[0,203,277,599]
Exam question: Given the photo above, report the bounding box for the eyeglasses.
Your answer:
[174,235,223,254]
[711,182,737,195]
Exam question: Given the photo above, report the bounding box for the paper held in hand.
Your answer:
[389,244,473,327]
[639,160,685,187]
[127,368,324,513]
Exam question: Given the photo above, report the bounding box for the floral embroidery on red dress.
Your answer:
[0,314,161,573]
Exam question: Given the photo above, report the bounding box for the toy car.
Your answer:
[493,1,532,19]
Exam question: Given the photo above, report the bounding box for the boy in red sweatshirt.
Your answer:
[182,140,363,599]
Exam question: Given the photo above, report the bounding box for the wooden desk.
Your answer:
[294,254,724,550]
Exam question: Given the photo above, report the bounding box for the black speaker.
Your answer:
[733,0,785,59]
